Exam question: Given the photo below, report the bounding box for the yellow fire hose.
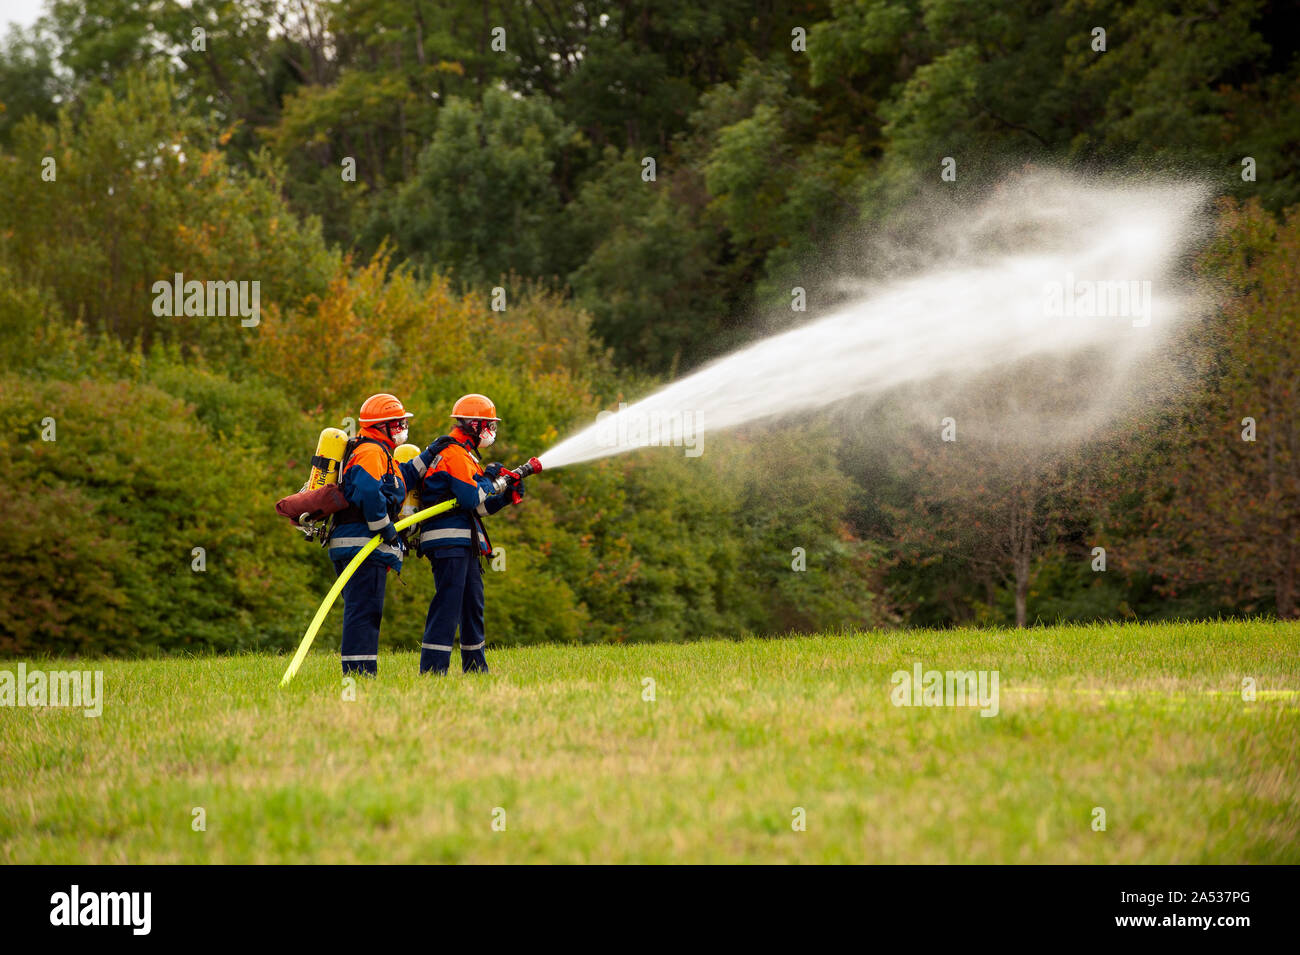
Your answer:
[279,499,455,686]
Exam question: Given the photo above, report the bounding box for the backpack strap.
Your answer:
[421,434,474,478]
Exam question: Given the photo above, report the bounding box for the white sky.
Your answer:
[0,0,46,31]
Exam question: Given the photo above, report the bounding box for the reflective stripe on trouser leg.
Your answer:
[421,553,469,674]
[333,557,386,675]
[460,556,487,674]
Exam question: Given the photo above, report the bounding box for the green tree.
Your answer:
[0,24,61,146]
[1137,200,1300,617]
[377,89,577,285]
[0,70,336,362]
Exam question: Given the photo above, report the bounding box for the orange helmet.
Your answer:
[450,394,501,421]
[359,393,413,425]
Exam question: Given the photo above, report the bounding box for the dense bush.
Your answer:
[0,366,321,654]
[0,317,885,654]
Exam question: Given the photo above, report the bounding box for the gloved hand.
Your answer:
[484,462,506,480]
[381,523,402,548]
[509,481,527,506]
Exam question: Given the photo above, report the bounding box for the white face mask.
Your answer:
[477,424,495,449]
[391,425,409,446]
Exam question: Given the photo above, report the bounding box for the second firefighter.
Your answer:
[409,393,526,674]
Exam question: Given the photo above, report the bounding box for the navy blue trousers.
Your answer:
[421,552,488,674]
[332,557,387,676]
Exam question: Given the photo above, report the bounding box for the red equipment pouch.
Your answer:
[275,483,349,524]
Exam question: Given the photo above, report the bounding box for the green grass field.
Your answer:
[2,620,1297,863]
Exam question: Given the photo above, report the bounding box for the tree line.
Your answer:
[1,1,1296,654]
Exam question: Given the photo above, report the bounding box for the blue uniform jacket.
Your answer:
[409,428,511,558]
[327,427,424,571]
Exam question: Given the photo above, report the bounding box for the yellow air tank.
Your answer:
[394,443,422,519]
[307,428,349,490]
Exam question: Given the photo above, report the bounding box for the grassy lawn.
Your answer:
[2,620,1297,863]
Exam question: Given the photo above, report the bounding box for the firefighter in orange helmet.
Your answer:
[327,393,425,675]
[407,394,525,674]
